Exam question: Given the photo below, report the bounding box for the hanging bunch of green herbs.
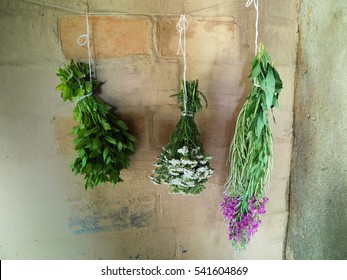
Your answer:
[55,60,136,189]
[150,80,214,195]
[221,43,283,250]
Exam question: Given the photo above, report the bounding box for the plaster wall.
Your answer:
[0,0,296,259]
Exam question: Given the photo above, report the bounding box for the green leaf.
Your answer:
[82,156,87,168]
[126,133,137,142]
[85,81,92,93]
[103,148,109,161]
[251,57,258,70]
[55,83,65,91]
[105,136,117,145]
[70,126,79,135]
[92,139,101,150]
[68,69,74,79]
[273,67,283,90]
[86,163,93,174]
[117,142,123,152]
[56,68,65,76]
[77,87,85,97]
[266,68,276,90]
[78,148,85,157]
[116,120,128,131]
[101,120,111,131]
[73,166,79,175]
[250,63,261,80]
[259,67,275,109]
[62,87,72,101]
[127,143,135,152]
[256,116,264,137]
[272,97,280,109]
[85,127,99,137]
[92,80,100,90]
[245,100,256,120]
[106,156,111,164]
[73,110,82,122]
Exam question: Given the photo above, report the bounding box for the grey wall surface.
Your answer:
[287,0,347,259]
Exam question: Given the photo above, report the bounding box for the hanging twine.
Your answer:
[246,0,261,88]
[176,14,191,117]
[246,0,259,55]
[76,12,93,102]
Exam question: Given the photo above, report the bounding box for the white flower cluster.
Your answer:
[150,145,214,194]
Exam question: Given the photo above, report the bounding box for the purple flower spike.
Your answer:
[221,195,269,250]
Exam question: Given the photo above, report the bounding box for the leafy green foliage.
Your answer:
[56,60,136,189]
[225,44,283,212]
[150,80,214,195]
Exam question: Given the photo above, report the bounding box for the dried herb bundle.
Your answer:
[150,80,214,195]
[56,60,136,189]
[222,44,283,249]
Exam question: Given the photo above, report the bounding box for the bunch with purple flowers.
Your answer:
[222,44,282,250]
[221,195,268,250]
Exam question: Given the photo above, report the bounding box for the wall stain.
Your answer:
[69,206,153,235]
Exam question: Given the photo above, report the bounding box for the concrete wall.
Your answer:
[286,0,347,260]
[0,0,296,259]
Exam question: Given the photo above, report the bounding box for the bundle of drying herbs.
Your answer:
[221,44,283,250]
[55,60,136,189]
[150,80,214,195]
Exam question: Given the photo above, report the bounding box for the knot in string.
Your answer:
[76,13,93,103]
[246,0,259,55]
[77,34,88,47]
[245,0,257,7]
[176,14,189,116]
[176,15,189,55]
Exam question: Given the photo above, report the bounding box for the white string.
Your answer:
[25,0,234,17]
[76,13,93,102]
[176,14,189,116]
[246,0,259,55]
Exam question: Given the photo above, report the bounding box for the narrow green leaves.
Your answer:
[171,80,208,115]
[55,59,137,189]
[226,43,283,207]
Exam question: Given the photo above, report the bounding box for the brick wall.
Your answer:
[0,0,297,259]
